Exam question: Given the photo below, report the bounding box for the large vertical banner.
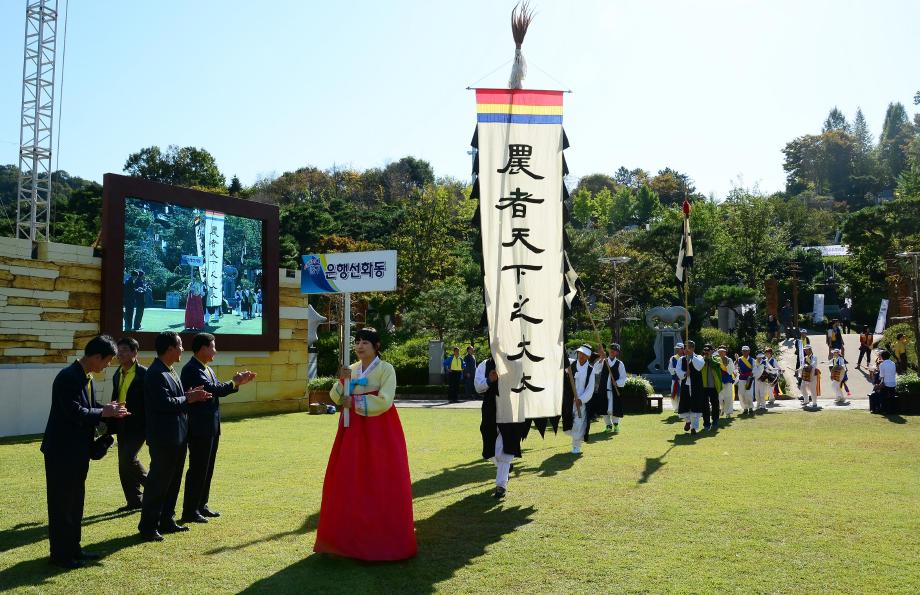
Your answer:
[203,210,225,310]
[475,88,565,423]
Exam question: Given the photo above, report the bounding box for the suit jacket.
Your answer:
[144,357,190,448]
[111,363,147,437]
[180,357,237,438]
[40,361,102,462]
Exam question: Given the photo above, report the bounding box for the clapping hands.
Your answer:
[233,370,257,386]
[187,386,213,403]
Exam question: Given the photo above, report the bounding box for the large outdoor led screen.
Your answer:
[101,174,279,351]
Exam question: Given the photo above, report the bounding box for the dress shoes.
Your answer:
[180,512,208,524]
[492,486,506,499]
[49,557,83,569]
[79,549,101,560]
[199,507,221,518]
[139,530,164,542]
[116,502,143,512]
[159,521,190,534]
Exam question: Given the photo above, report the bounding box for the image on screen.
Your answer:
[122,197,264,335]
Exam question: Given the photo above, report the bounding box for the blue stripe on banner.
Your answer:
[477,113,563,124]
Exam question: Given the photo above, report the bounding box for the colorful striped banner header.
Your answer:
[476,88,563,124]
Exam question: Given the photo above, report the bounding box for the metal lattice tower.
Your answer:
[16,0,58,242]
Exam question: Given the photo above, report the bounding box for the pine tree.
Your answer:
[878,102,915,183]
[851,108,874,155]
[822,107,849,134]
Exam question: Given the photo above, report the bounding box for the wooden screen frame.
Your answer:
[100,173,280,351]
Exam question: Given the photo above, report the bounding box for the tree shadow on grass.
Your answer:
[0,533,142,591]
[240,491,535,594]
[0,509,136,554]
[0,434,42,446]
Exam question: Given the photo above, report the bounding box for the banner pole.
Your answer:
[342,292,351,428]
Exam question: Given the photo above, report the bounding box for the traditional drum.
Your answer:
[801,365,813,382]
[830,366,844,382]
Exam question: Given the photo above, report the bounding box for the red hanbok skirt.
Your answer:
[185,294,205,329]
[314,398,416,561]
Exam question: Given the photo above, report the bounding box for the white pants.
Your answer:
[492,434,513,488]
[565,402,587,448]
[684,411,701,430]
[801,379,817,407]
[832,380,846,402]
[755,382,771,409]
[738,379,754,410]
[719,384,735,416]
[604,391,621,426]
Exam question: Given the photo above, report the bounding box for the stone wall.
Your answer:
[0,237,311,437]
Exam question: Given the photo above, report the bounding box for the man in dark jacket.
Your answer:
[138,331,211,542]
[41,335,128,569]
[132,271,149,330]
[180,333,255,523]
[110,337,147,510]
[122,271,137,331]
[463,346,477,400]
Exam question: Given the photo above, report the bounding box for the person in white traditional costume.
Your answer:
[752,352,777,412]
[829,348,849,405]
[564,345,595,454]
[797,345,819,409]
[735,346,756,416]
[475,356,527,498]
[592,343,627,434]
[716,346,736,418]
[676,340,706,434]
[764,347,783,406]
[668,343,685,413]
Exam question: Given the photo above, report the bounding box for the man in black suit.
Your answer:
[138,331,211,542]
[132,271,149,330]
[122,271,137,331]
[110,337,147,510]
[180,333,255,523]
[41,335,129,569]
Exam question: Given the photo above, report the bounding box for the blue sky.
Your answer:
[1,0,918,198]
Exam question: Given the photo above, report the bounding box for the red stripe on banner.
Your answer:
[475,88,563,106]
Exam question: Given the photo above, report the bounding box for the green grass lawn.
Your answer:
[125,307,263,335]
[2,410,919,594]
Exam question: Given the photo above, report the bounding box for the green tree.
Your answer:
[402,277,483,342]
[649,168,696,206]
[570,188,593,228]
[634,184,661,223]
[822,107,849,133]
[574,173,618,196]
[124,145,227,190]
[878,102,915,183]
[228,175,243,196]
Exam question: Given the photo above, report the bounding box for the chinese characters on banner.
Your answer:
[202,210,225,309]
[475,89,565,423]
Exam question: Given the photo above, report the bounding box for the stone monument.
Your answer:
[643,306,690,390]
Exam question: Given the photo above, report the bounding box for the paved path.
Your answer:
[777,333,875,400]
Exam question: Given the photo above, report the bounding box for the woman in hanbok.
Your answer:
[314,327,416,561]
[184,278,206,330]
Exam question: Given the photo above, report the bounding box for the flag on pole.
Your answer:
[675,198,693,286]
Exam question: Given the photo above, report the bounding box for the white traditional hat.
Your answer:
[675,342,685,349]
[741,345,750,351]
[576,344,593,357]
[756,351,765,357]
[717,346,727,353]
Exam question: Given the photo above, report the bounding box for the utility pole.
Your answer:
[789,261,801,336]
[16,0,59,243]
[599,256,631,344]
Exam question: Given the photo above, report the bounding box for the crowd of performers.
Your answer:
[315,321,904,562]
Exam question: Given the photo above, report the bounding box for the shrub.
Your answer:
[385,336,432,385]
[621,375,654,399]
[697,328,737,355]
[896,371,920,399]
[308,376,336,391]
[882,323,917,370]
